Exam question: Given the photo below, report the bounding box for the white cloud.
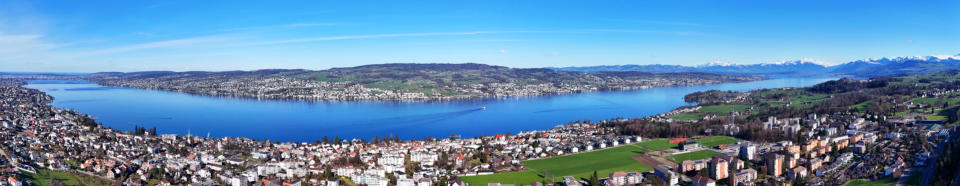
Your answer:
[640,21,704,27]
[212,22,341,33]
[0,33,63,54]
[78,36,236,57]
[499,49,506,54]
[285,23,341,27]
[0,32,71,64]
[242,31,537,46]
[580,29,710,36]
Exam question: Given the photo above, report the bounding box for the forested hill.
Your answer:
[610,70,960,144]
[84,63,763,101]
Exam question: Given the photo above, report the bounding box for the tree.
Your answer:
[323,166,334,179]
[386,173,397,185]
[589,171,599,186]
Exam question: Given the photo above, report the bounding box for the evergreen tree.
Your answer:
[323,166,334,179]
[589,171,599,186]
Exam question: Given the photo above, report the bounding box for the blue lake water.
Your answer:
[26,77,835,142]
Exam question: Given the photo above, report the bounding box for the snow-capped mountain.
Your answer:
[829,55,960,77]
[551,54,960,77]
[694,59,830,75]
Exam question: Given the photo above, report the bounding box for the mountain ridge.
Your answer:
[552,54,960,78]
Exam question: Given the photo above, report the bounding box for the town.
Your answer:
[2,70,960,186]
[81,64,762,101]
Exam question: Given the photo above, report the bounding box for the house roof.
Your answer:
[692,175,715,183]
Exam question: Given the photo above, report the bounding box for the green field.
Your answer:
[850,100,873,112]
[843,177,897,186]
[669,113,702,120]
[669,150,720,162]
[927,115,948,121]
[699,104,751,114]
[21,169,112,186]
[460,171,545,185]
[462,139,677,185]
[668,105,749,121]
[694,136,740,147]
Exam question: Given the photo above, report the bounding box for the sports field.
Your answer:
[459,171,544,185]
[461,137,738,185]
[693,136,740,147]
[462,139,676,185]
[669,149,720,162]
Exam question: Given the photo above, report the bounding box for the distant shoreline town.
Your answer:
[81,64,763,102]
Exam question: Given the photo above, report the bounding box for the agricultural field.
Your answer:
[669,150,720,162]
[461,139,677,185]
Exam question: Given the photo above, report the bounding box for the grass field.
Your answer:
[669,113,702,120]
[461,139,677,185]
[927,115,948,121]
[911,97,941,105]
[668,105,749,121]
[694,136,740,147]
[843,177,897,186]
[699,105,751,114]
[850,100,873,112]
[21,169,112,186]
[669,150,720,162]
[459,171,545,186]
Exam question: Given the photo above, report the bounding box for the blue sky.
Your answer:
[0,0,958,72]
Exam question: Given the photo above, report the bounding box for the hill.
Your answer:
[85,63,761,101]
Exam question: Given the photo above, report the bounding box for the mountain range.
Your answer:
[551,55,960,78]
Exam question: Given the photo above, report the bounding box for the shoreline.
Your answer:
[88,78,764,102]
[23,77,836,142]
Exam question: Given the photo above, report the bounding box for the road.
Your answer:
[921,126,957,186]
[896,168,912,186]
[0,147,19,168]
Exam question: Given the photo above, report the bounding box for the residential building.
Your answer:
[692,175,716,186]
[708,157,729,180]
[765,153,784,177]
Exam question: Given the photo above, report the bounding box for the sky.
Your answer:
[0,0,958,72]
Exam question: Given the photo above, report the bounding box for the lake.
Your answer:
[26,77,835,142]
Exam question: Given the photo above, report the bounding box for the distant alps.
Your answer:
[552,54,960,78]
